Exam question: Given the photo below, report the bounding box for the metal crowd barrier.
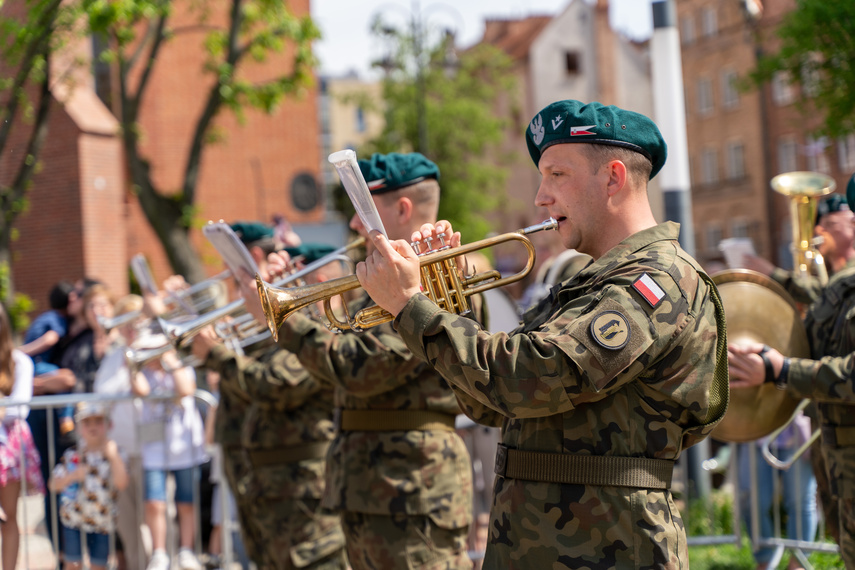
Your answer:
[3,390,843,569]
[0,390,242,570]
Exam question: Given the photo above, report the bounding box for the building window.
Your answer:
[801,53,822,98]
[837,134,855,172]
[700,7,717,37]
[355,107,366,133]
[805,135,830,173]
[731,219,750,239]
[701,147,719,184]
[680,16,695,45]
[705,224,723,255]
[565,51,580,75]
[777,137,799,173]
[772,71,795,106]
[697,78,714,116]
[725,141,745,179]
[721,70,739,109]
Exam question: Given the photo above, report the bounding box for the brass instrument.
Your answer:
[713,171,835,449]
[771,171,836,285]
[157,238,364,347]
[257,218,558,340]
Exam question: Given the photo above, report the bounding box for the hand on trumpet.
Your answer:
[358,220,461,317]
[727,342,784,387]
[190,326,220,364]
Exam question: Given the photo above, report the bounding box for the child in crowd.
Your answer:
[20,280,77,435]
[49,401,129,570]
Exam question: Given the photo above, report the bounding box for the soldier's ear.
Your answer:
[396,196,413,223]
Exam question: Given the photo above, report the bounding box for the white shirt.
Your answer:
[93,346,142,455]
[7,350,34,421]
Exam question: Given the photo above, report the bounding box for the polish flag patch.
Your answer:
[632,273,666,308]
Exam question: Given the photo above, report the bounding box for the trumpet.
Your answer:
[257,218,558,339]
[158,237,365,347]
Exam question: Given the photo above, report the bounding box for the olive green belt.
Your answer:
[337,409,456,432]
[494,444,674,490]
[247,441,331,467]
[821,425,855,447]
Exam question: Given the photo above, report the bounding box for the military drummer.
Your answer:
[357,100,729,568]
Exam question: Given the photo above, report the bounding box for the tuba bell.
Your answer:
[712,171,836,444]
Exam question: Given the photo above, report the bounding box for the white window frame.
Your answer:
[721,70,739,109]
[725,141,745,179]
[772,71,795,106]
[701,147,719,184]
[777,136,799,173]
[804,135,830,174]
[837,134,855,172]
[697,77,714,116]
[700,7,717,37]
[681,16,695,45]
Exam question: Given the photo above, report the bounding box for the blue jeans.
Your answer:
[144,467,197,503]
[61,525,110,567]
[738,442,818,564]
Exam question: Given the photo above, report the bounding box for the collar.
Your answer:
[576,222,681,279]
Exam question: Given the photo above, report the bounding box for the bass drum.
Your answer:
[711,269,810,443]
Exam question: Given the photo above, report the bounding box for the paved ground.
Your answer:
[15,494,57,570]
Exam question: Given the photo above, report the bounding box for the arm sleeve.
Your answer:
[275,311,422,398]
[770,268,824,305]
[204,344,321,411]
[395,288,661,419]
[788,354,855,403]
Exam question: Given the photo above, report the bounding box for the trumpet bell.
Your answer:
[712,269,810,443]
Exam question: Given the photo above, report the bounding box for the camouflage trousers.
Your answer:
[222,449,347,569]
[341,511,472,570]
[838,497,855,568]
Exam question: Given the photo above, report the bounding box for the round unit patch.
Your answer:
[590,311,630,350]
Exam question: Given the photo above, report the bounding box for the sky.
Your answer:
[312,0,654,79]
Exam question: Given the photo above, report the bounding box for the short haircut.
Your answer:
[379,178,441,220]
[581,144,653,188]
[49,280,76,310]
[114,294,144,317]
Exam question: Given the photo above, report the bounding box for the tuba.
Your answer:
[711,171,835,444]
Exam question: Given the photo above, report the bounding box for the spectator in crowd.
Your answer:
[19,280,75,372]
[93,294,149,570]
[49,401,128,570]
[131,299,207,570]
[0,302,45,570]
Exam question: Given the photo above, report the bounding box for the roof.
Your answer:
[478,16,553,62]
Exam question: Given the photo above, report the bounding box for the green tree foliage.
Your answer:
[83,0,320,283]
[748,0,855,138]
[361,19,516,241]
[0,0,69,306]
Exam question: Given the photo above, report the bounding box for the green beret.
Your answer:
[816,192,850,224]
[847,173,855,214]
[357,152,440,194]
[284,243,337,264]
[230,221,275,245]
[525,100,667,179]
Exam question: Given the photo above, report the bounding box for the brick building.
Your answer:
[679,0,854,269]
[1,0,323,316]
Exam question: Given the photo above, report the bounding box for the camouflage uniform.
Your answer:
[770,267,825,305]
[205,342,347,569]
[277,294,474,570]
[788,260,855,566]
[395,222,729,569]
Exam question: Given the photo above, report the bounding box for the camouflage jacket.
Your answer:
[770,267,824,305]
[276,297,473,529]
[789,259,855,499]
[205,342,336,500]
[396,222,728,569]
